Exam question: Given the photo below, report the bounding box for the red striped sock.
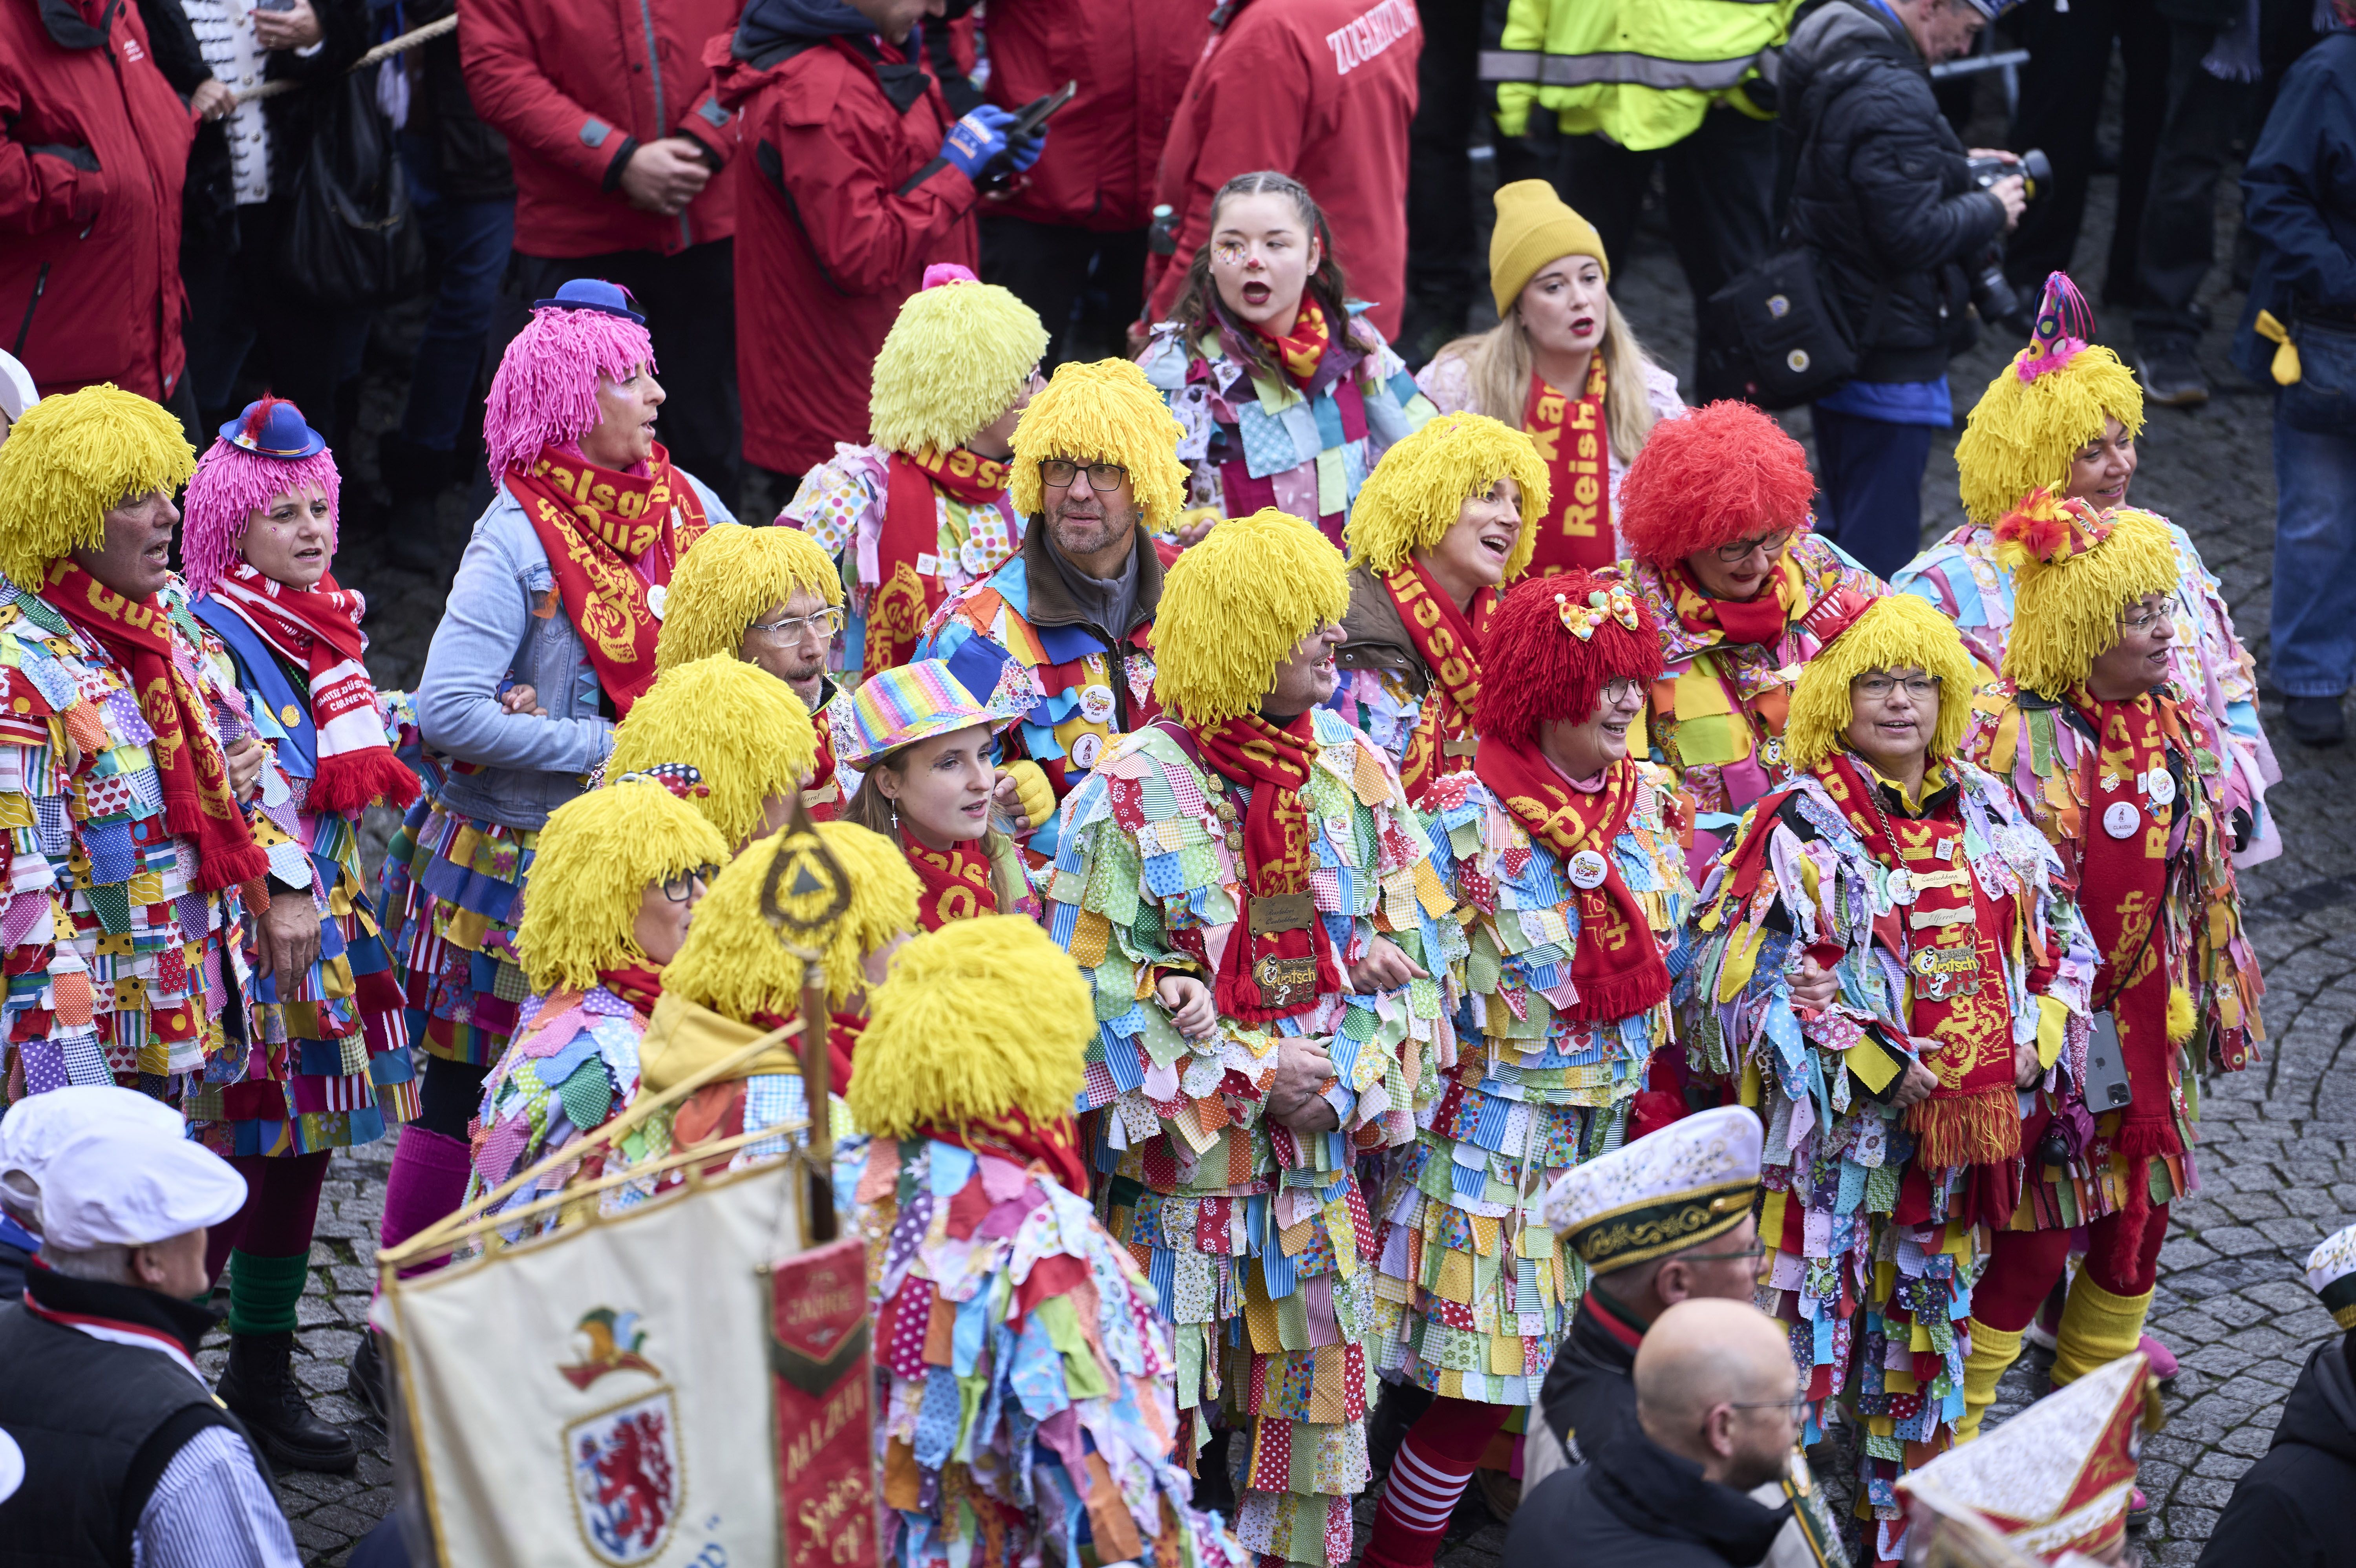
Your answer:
[1362,1396,1509,1568]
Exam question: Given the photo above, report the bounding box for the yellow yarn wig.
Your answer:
[0,386,195,591]
[655,524,842,673]
[1152,507,1350,727]
[846,916,1090,1139]
[1955,346,2144,526]
[1345,411,1548,581]
[663,820,919,1016]
[1006,358,1188,534]
[513,777,731,994]
[1783,593,1983,772]
[867,275,1049,457]
[1998,501,2179,696]
[607,656,817,848]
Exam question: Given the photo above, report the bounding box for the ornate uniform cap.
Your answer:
[2308,1222,2356,1331]
[1542,1104,1763,1271]
[1898,1352,2151,1562]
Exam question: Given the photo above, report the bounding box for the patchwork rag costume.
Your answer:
[1361,571,1691,1568]
[784,264,1048,681]
[1892,272,2280,864]
[921,359,1191,859]
[1610,400,1887,875]
[845,916,1246,1568]
[1140,296,1434,550]
[466,772,729,1241]
[654,519,849,817]
[1954,495,2261,1442]
[605,653,818,853]
[1679,594,2094,1568]
[1044,509,1457,1568]
[1330,413,1549,811]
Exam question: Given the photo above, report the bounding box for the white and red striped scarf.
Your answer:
[209,562,419,817]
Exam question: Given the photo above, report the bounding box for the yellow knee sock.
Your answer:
[1955,1319,2025,1443]
[2051,1274,2153,1387]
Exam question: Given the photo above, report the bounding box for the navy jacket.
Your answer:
[2234,29,2356,386]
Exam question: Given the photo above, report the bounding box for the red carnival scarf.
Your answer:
[43,561,268,894]
[1384,558,1497,805]
[1190,711,1338,1022]
[505,442,708,716]
[902,831,1000,930]
[1817,753,2023,1166]
[1250,299,1331,386]
[1474,740,1669,1022]
[870,448,1013,673]
[1665,554,1803,648]
[208,563,418,818]
[917,1107,1090,1197]
[1522,354,1616,575]
[595,963,664,1016]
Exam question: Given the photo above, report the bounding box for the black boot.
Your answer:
[346,1328,387,1423]
[378,430,460,576]
[218,1330,360,1473]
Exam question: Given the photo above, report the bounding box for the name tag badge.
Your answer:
[1567,849,1610,890]
[1440,736,1480,758]
[1249,890,1317,935]
[2103,800,2140,839]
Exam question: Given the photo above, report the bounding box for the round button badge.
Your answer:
[1885,868,1915,905]
[2146,768,2175,807]
[2103,800,2140,839]
[1078,684,1116,724]
[1567,850,1610,889]
[1069,731,1104,771]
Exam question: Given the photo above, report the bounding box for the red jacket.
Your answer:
[1143,0,1420,341]
[981,0,1212,234]
[713,30,977,476]
[0,0,193,400]
[459,0,740,259]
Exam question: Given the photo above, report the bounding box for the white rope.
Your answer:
[231,11,456,104]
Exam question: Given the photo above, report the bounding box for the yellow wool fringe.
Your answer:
[0,386,196,591]
[1999,508,2179,696]
[1782,593,1983,771]
[1152,507,1350,728]
[2167,985,2194,1045]
[664,820,919,1016]
[1344,411,1549,581]
[607,656,818,850]
[655,525,841,673]
[868,281,1049,457]
[846,916,1090,1138]
[512,778,731,994]
[1007,359,1189,534]
[1956,346,2145,525]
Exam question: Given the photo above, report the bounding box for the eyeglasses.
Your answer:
[746,607,844,643]
[1600,677,1646,707]
[1039,459,1130,492]
[1714,529,1794,563]
[659,866,718,902]
[2119,603,2167,634]
[1679,1241,1768,1263]
[1853,675,1940,702]
[1727,1394,1812,1420]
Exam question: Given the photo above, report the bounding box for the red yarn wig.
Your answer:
[1616,400,1817,568]
[1478,570,1664,749]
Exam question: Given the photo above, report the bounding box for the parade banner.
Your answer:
[767,1237,877,1568]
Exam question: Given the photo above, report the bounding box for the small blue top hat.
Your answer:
[220,395,326,460]
[531,277,646,324]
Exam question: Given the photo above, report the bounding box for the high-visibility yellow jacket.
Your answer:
[1482,0,1805,152]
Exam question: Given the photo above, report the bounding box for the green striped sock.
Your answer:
[224,1248,310,1337]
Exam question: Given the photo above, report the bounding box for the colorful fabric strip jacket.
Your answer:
[191,595,415,1154]
[1616,535,1886,851]
[1893,517,2281,863]
[785,442,1026,683]
[1330,564,1498,813]
[1963,682,2261,1230]
[466,980,659,1235]
[1372,762,1691,1406]
[1045,711,1459,1568]
[381,806,540,1067]
[1139,305,1435,546]
[0,577,268,1100]
[852,1134,1246,1568]
[1679,756,2093,1560]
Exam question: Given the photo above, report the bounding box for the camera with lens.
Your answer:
[1961,148,2052,339]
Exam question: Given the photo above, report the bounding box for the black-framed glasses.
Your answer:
[1039,459,1129,492]
[747,607,844,642]
[1599,677,1646,707]
[660,866,718,902]
[1714,528,1794,563]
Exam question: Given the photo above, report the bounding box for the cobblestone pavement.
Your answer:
[237,84,2356,1568]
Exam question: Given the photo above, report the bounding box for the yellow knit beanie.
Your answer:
[655,524,842,673]
[1490,179,1608,316]
[0,385,196,591]
[1152,508,1349,727]
[607,655,817,849]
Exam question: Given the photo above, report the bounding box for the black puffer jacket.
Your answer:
[2195,1334,2356,1568]
[1780,0,2007,383]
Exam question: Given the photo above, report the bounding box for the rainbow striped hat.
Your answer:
[838,660,1021,768]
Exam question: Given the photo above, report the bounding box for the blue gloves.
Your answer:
[938,104,1047,183]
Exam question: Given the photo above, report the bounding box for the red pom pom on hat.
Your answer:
[1617,400,1816,567]
[1478,568,1664,749]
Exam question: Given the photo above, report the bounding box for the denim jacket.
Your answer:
[417,473,737,832]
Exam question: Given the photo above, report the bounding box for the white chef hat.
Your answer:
[0,1086,188,1225]
[15,1122,245,1252]
[0,350,36,426]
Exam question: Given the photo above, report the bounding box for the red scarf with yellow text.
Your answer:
[43,561,268,893]
[870,447,1012,672]
[902,831,1000,930]
[1190,711,1338,1022]
[1383,557,1497,805]
[1665,553,1803,648]
[505,443,708,716]
[1522,354,1616,574]
[1250,299,1331,386]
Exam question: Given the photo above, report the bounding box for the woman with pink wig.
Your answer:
[179,395,422,1474]
[362,280,738,1411]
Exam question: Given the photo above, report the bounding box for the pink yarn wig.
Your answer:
[481,305,657,477]
[182,429,342,599]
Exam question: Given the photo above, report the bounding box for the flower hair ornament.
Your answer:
[1992,486,2112,570]
[1556,581,1642,640]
